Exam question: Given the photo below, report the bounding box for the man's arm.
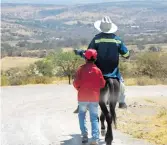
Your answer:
[117,37,130,59]
[73,49,85,58]
[74,37,96,58]
[74,38,96,58]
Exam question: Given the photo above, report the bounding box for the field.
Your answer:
[1,57,41,71]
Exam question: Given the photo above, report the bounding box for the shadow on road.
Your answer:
[60,134,81,145]
[60,134,106,145]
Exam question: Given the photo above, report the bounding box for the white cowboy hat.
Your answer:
[94,16,118,34]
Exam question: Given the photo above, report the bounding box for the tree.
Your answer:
[38,50,47,58]
[16,41,28,47]
[137,44,145,51]
[49,51,84,84]
[149,46,161,52]
[1,43,14,56]
[136,52,167,78]
[34,60,54,77]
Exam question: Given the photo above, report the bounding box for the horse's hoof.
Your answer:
[105,140,112,145]
[101,129,106,136]
[105,137,112,145]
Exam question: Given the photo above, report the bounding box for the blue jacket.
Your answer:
[75,33,129,80]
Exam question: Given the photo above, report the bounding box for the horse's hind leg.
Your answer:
[100,112,105,129]
[103,78,120,145]
[99,81,113,145]
[105,79,117,145]
[100,112,106,136]
[105,112,113,145]
[99,101,112,145]
[110,79,120,127]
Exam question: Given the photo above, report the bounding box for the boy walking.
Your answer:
[73,49,105,145]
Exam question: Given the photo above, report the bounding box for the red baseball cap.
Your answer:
[84,49,97,60]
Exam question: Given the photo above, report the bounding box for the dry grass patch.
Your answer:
[117,100,167,145]
[51,77,69,84]
[1,57,41,71]
[125,77,167,86]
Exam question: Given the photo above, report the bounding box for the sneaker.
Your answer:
[73,106,79,113]
[90,141,98,145]
[119,103,127,109]
[82,136,88,144]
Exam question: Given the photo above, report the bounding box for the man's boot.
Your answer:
[119,103,127,109]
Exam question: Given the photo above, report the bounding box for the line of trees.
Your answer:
[1,37,89,58]
[1,51,167,86]
[1,51,84,86]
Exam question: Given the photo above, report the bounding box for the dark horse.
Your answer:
[99,76,120,145]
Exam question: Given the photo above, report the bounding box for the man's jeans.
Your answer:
[78,102,99,142]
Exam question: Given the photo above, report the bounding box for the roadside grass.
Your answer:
[144,99,155,104]
[0,76,69,86]
[157,107,167,118]
[1,76,167,86]
[117,103,167,145]
[125,77,167,86]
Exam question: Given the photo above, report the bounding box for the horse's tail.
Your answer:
[107,78,119,128]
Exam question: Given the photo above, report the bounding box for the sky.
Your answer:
[1,0,135,5]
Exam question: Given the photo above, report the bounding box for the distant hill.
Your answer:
[1,1,167,56]
[2,1,167,30]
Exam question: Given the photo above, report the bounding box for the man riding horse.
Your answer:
[74,16,130,112]
[74,16,130,145]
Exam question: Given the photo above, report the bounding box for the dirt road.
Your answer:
[1,84,167,145]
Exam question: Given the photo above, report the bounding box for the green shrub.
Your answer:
[3,68,25,85]
[10,77,24,86]
[136,52,167,78]
[1,75,10,86]
[1,67,52,86]
[21,76,52,85]
[33,76,52,84]
[34,60,54,77]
